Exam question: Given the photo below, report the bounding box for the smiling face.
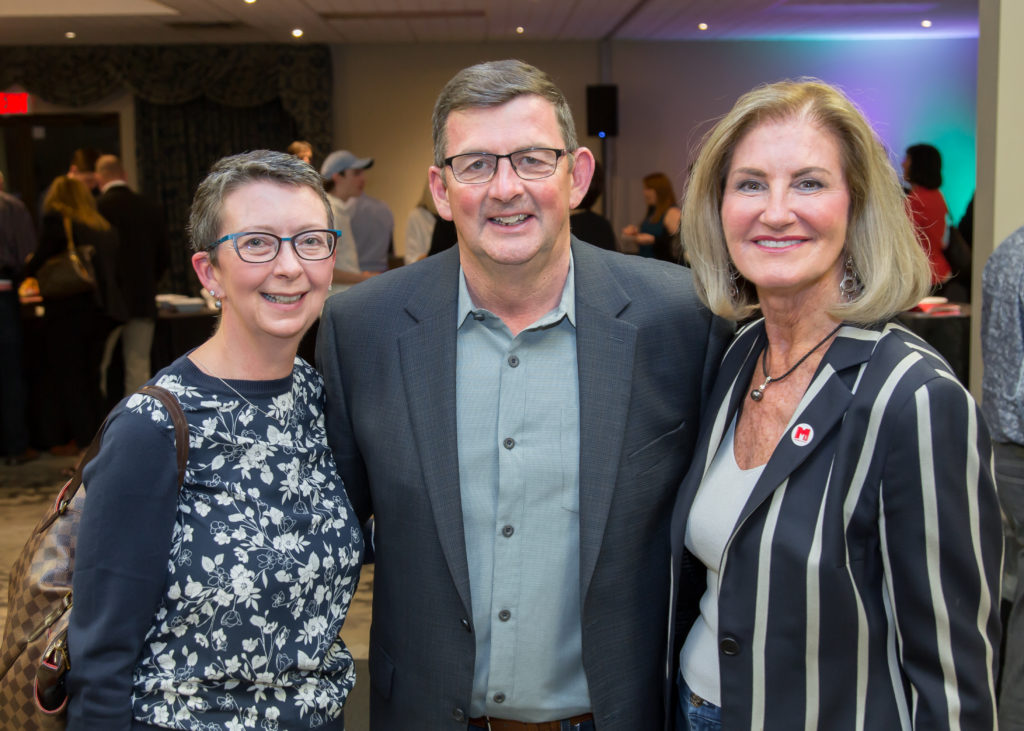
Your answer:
[192,180,335,351]
[428,94,593,280]
[721,115,850,305]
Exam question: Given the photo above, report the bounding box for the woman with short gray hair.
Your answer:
[68,150,362,730]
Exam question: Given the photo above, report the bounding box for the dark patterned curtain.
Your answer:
[136,96,298,292]
[0,44,332,293]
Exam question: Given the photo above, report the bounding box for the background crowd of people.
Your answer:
[0,54,1018,731]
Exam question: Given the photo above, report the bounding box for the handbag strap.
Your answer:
[139,385,189,486]
[61,216,77,256]
[47,386,189,525]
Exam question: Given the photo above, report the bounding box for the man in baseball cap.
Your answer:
[321,150,393,276]
[320,150,382,290]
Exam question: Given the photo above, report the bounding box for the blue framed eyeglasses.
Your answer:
[208,229,340,263]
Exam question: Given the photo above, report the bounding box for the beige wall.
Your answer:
[330,42,602,258]
[971,0,1024,395]
[329,38,978,258]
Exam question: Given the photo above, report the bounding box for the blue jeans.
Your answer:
[676,675,722,731]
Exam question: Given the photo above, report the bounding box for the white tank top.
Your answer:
[680,414,764,706]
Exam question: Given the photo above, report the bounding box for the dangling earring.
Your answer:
[214,299,222,309]
[728,264,740,299]
[839,255,861,301]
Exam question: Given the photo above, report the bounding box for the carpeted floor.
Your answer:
[0,454,373,729]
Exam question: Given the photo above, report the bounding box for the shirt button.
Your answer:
[503,437,515,450]
[460,617,472,632]
[507,354,520,367]
[720,636,741,656]
[473,312,485,321]
[501,524,514,538]
[493,692,506,704]
[452,707,466,722]
[498,609,511,622]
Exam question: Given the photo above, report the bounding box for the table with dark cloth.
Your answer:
[897,303,970,385]
[21,302,319,449]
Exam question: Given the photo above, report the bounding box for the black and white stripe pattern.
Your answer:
[668,320,1002,730]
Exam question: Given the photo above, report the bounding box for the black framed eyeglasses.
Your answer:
[208,229,340,263]
[444,147,569,184]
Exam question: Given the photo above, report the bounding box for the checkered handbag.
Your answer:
[0,385,187,730]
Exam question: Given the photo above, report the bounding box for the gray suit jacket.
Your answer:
[316,239,730,730]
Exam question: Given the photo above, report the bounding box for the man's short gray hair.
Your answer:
[188,150,332,264]
[431,60,579,171]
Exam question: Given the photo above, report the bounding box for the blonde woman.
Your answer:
[668,80,1001,729]
[24,176,119,454]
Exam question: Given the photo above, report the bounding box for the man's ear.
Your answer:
[428,166,453,221]
[568,147,596,210]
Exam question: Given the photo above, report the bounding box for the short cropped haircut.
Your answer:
[431,60,579,173]
[904,143,942,189]
[682,79,931,324]
[188,150,332,264]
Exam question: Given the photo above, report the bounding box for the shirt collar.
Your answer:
[457,252,576,330]
[100,180,129,193]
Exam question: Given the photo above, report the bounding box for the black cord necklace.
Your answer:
[750,323,843,402]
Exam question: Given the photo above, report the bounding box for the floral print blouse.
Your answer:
[68,355,363,731]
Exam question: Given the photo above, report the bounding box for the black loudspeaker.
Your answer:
[586,84,618,138]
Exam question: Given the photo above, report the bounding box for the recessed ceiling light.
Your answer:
[291,28,304,38]
[65,31,76,39]
[698,22,709,31]
[244,0,256,3]
[516,26,525,34]
[921,19,932,28]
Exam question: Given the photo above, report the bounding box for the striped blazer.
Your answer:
[667,320,1002,730]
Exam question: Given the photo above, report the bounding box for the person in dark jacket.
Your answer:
[570,160,617,251]
[95,154,170,398]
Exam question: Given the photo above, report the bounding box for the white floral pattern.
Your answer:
[124,357,362,729]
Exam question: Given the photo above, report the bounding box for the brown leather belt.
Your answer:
[467,713,594,730]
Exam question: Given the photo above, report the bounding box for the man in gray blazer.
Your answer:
[317,59,730,730]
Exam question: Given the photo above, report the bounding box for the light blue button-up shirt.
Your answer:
[456,255,589,721]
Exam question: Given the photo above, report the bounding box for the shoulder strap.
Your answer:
[62,216,76,255]
[45,385,188,528]
[73,386,188,487]
[139,385,189,487]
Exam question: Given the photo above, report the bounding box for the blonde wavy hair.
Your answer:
[681,79,931,324]
[43,175,110,231]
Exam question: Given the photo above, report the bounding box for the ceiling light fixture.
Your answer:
[698,22,709,31]
[244,0,256,3]
[921,19,932,28]
[65,31,76,39]
[516,26,525,34]
[292,28,304,37]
